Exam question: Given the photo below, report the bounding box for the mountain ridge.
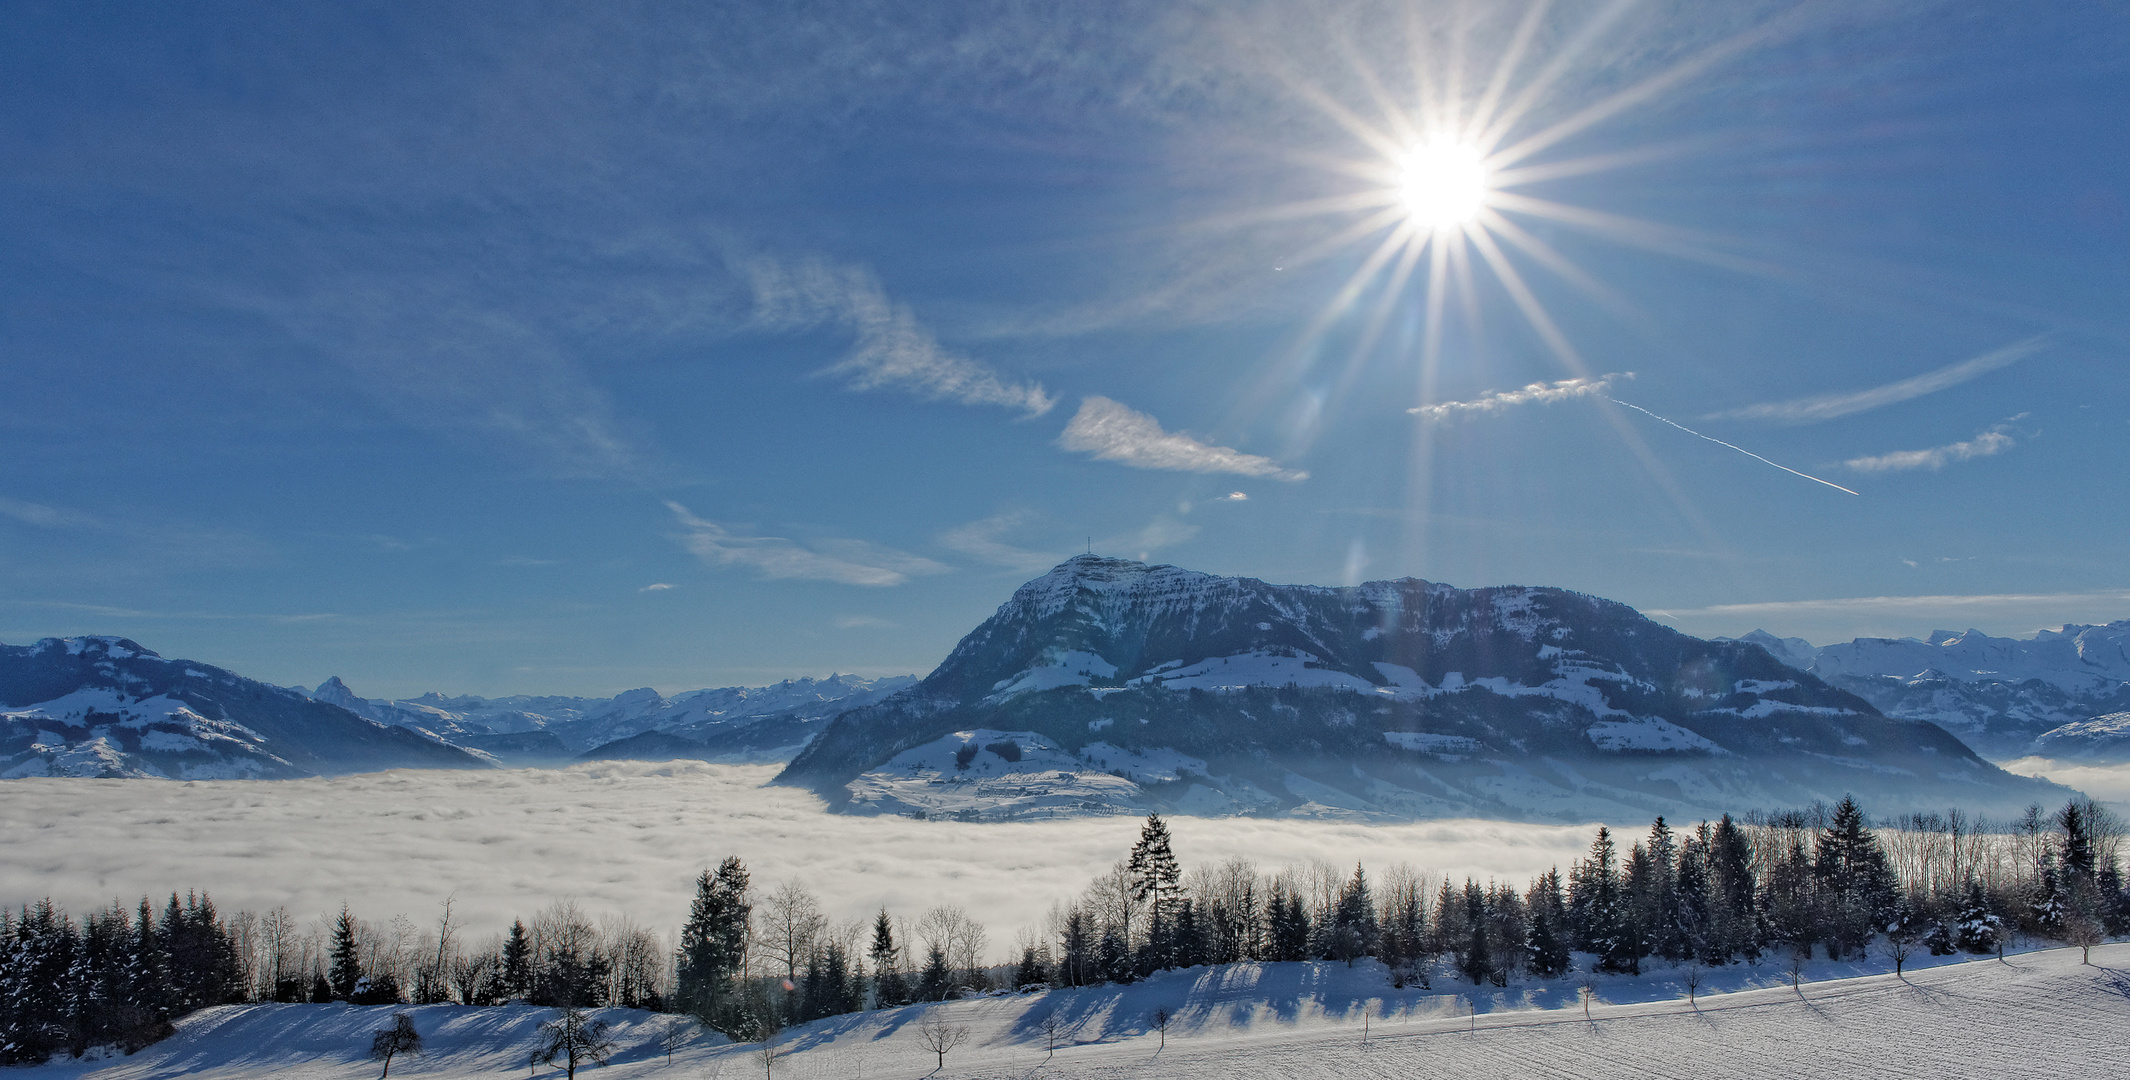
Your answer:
[780,556,2062,822]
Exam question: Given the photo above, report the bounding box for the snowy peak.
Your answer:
[312,675,365,712]
[1736,620,2130,758]
[783,559,2056,822]
[1,637,483,778]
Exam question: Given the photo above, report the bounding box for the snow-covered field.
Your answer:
[20,944,2129,1079]
[0,763,1591,941]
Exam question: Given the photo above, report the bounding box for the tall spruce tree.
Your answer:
[868,910,909,1007]
[676,857,751,1030]
[327,906,363,1002]
[914,944,953,1002]
[1814,796,1898,960]
[500,921,532,1001]
[1568,827,1626,972]
[1707,814,1760,961]
[1524,869,1572,979]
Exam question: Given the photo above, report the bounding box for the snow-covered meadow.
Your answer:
[0,763,1593,944]
[18,944,2129,1079]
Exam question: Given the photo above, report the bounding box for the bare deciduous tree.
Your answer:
[1152,1007,1171,1050]
[369,1013,422,1079]
[1038,1011,1069,1059]
[916,906,988,993]
[535,1006,615,1080]
[2063,912,2104,965]
[1681,962,1704,1005]
[916,1018,969,1072]
[757,881,826,982]
[658,1015,696,1064]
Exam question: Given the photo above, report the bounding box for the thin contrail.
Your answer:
[1608,397,1861,496]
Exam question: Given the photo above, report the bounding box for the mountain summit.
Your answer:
[779,556,2061,821]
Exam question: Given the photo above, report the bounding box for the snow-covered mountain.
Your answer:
[0,637,484,778]
[301,672,917,765]
[1726,623,2130,759]
[779,556,2061,822]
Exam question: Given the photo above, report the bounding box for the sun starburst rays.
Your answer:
[1208,2,1832,573]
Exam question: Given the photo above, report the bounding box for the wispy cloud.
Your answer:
[0,497,97,529]
[665,502,947,587]
[832,614,898,630]
[1846,416,2025,473]
[1711,337,2046,424]
[1649,589,2130,628]
[639,583,675,592]
[1409,375,1626,422]
[742,255,1054,417]
[940,512,1062,573]
[1059,397,1307,481]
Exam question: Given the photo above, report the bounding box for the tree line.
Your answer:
[5,795,2125,1062]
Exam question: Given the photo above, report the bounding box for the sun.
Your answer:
[1396,138,1490,229]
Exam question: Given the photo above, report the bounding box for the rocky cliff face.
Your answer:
[780,556,2062,822]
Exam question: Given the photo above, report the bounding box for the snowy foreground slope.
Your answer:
[24,945,2130,1080]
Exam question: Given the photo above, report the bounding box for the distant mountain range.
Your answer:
[0,636,481,778]
[299,672,916,766]
[12,565,2121,816]
[778,556,2067,822]
[1724,623,2130,761]
[0,635,912,779]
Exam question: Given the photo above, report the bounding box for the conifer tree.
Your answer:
[675,857,751,1030]
[1328,864,1378,965]
[1524,869,1572,979]
[1955,878,2001,954]
[868,910,909,1007]
[1058,908,1095,988]
[1568,827,1625,971]
[1707,814,1760,961]
[1127,815,1183,914]
[501,920,532,1001]
[1015,945,1048,989]
[1814,796,1898,959]
[328,906,363,1002]
[914,943,953,1001]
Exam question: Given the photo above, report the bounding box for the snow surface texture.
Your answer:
[19,945,2130,1079]
[0,762,1591,944]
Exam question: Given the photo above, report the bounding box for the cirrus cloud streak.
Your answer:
[1846,416,2025,473]
[1710,337,2045,424]
[1410,375,1626,422]
[1059,397,1307,481]
[665,501,946,587]
[743,255,1054,417]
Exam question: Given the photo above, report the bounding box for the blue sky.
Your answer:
[2,0,2126,696]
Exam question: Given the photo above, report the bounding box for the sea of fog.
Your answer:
[0,763,1597,950]
[2001,757,2130,811]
